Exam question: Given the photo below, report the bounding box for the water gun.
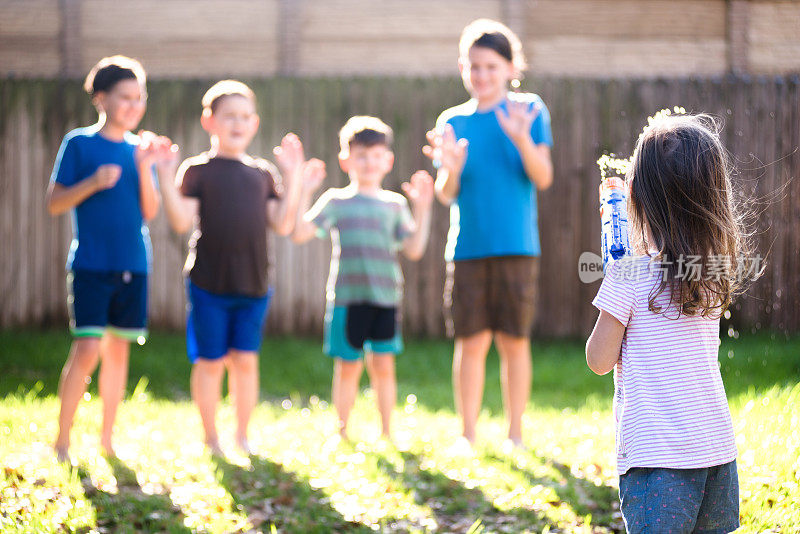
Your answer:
[597,155,631,270]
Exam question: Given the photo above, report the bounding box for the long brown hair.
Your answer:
[627,113,759,317]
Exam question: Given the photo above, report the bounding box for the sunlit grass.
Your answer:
[1,330,798,532]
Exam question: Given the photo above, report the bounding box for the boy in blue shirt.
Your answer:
[46,55,173,461]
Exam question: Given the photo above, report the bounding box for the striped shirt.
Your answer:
[592,255,737,475]
[308,187,414,306]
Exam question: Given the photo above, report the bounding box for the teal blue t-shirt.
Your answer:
[51,126,153,273]
[436,93,553,262]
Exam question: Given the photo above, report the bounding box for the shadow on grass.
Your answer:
[482,450,623,531]
[78,457,189,533]
[375,450,548,532]
[212,454,373,533]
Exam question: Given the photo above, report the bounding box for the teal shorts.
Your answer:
[324,304,403,360]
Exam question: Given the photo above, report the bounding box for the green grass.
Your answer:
[0,329,798,533]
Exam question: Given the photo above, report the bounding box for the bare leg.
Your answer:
[54,337,101,460]
[332,358,363,440]
[227,350,258,453]
[495,332,532,444]
[365,352,396,439]
[190,357,226,454]
[98,333,130,456]
[224,357,236,403]
[452,330,492,443]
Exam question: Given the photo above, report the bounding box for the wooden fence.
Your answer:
[1,76,798,338]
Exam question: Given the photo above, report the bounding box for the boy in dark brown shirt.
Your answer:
[157,80,318,455]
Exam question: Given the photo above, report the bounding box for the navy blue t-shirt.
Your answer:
[436,93,553,262]
[51,126,152,273]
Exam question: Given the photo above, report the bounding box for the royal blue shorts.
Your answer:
[619,460,739,533]
[67,270,148,341]
[186,281,272,363]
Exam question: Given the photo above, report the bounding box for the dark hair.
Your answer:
[338,116,393,157]
[627,113,759,318]
[472,32,513,62]
[201,80,257,114]
[459,19,527,72]
[83,55,146,95]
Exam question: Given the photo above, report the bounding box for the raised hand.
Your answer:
[136,130,176,168]
[154,141,180,171]
[422,124,467,176]
[93,164,122,191]
[495,100,540,145]
[300,158,326,193]
[401,170,434,212]
[273,132,306,176]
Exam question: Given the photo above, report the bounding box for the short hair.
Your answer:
[201,80,256,114]
[459,19,527,72]
[83,55,146,95]
[338,116,393,158]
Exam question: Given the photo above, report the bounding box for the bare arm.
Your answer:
[434,168,460,206]
[45,165,120,216]
[423,124,467,206]
[136,162,161,222]
[290,159,327,244]
[515,138,553,191]
[266,171,302,236]
[401,171,434,261]
[585,310,626,375]
[496,101,553,191]
[158,158,199,234]
[267,133,313,236]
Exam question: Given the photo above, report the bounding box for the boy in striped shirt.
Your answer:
[292,116,433,441]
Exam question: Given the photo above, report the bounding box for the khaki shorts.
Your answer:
[444,256,540,339]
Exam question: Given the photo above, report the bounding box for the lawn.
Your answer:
[0,329,798,533]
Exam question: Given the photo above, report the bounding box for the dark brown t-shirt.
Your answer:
[179,153,281,297]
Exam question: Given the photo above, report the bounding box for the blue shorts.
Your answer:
[186,281,273,363]
[67,270,148,341]
[619,460,739,533]
[324,304,403,360]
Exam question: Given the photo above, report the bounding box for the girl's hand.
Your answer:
[422,124,467,175]
[273,133,306,176]
[300,158,326,193]
[496,100,540,146]
[401,170,434,212]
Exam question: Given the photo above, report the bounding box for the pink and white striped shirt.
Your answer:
[592,255,737,475]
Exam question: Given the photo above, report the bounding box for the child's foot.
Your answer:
[100,438,116,459]
[235,436,252,455]
[205,440,224,457]
[502,437,527,454]
[54,445,70,464]
[448,435,475,457]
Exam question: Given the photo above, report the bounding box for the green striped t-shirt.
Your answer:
[308,187,414,306]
